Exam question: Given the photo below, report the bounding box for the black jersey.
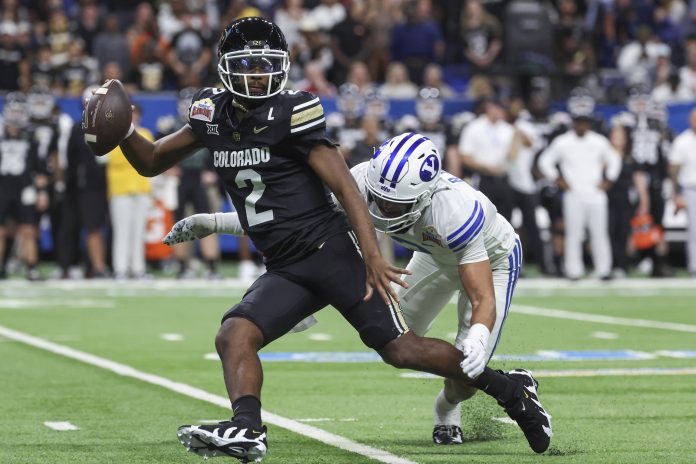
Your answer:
[187,88,349,267]
[30,119,59,175]
[0,126,41,188]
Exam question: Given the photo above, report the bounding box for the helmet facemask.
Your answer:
[365,182,434,234]
[218,48,289,100]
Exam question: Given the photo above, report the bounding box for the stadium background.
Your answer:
[1,0,696,276]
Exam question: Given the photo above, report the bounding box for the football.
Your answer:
[82,79,133,156]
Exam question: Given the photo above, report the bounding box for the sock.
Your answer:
[232,395,262,429]
[433,389,461,426]
[206,259,218,273]
[471,368,519,404]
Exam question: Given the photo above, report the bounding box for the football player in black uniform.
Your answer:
[0,93,48,280]
[110,17,552,461]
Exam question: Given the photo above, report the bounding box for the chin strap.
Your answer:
[231,99,249,112]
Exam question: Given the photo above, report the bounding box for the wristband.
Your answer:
[125,123,135,139]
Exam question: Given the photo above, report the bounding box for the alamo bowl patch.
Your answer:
[190,98,215,122]
[422,226,443,247]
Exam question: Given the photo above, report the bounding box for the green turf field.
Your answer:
[1,279,695,463]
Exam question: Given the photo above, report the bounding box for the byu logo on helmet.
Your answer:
[420,154,439,182]
[365,133,441,233]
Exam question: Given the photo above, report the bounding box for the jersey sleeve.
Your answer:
[286,91,335,157]
[434,192,488,265]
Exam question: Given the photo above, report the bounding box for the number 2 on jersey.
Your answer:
[235,169,274,227]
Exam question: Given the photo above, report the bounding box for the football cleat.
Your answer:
[432,424,463,445]
[499,369,553,453]
[177,420,267,462]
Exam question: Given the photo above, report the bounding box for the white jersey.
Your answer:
[349,162,517,269]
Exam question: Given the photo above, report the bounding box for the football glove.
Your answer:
[459,323,490,379]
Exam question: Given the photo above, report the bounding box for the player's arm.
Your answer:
[119,124,205,177]
[163,212,245,245]
[307,144,410,304]
[457,256,496,379]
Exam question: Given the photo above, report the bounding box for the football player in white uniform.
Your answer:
[165,133,553,451]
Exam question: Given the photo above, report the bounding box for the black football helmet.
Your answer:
[217,17,289,100]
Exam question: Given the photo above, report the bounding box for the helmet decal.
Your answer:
[419,154,440,182]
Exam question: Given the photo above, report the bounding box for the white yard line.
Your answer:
[512,305,696,333]
[44,421,79,431]
[0,324,416,464]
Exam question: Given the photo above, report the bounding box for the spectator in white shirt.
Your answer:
[538,113,621,280]
[617,24,670,86]
[669,108,696,278]
[459,98,515,220]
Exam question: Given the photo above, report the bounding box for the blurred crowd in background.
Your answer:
[1,0,696,281]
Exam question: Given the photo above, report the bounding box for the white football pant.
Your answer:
[563,190,612,279]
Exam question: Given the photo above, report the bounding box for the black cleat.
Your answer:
[177,420,267,462]
[500,369,553,453]
[432,424,463,445]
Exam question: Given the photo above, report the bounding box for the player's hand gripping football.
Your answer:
[459,323,490,379]
[163,214,217,245]
[362,254,410,305]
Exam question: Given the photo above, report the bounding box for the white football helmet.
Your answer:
[365,132,441,233]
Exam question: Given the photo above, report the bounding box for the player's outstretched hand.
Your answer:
[363,255,410,305]
[163,214,217,245]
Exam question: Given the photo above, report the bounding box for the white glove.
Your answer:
[459,323,490,379]
[163,214,217,245]
[163,212,245,245]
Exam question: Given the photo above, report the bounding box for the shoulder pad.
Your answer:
[188,87,226,124]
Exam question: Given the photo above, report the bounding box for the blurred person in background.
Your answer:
[58,39,98,96]
[345,114,384,167]
[156,88,220,279]
[0,93,48,280]
[294,60,337,96]
[274,0,307,57]
[346,60,374,94]
[93,14,131,81]
[617,24,670,87]
[506,97,547,274]
[329,0,368,85]
[381,61,419,99]
[669,108,696,278]
[75,0,102,54]
[60,85,109,278]
[307,0,346,31]
[391,0,444,84]
[106,104,153,279]
[293,16,333,83]
[678,34,696,97]
[130,38,165,91]
[538,91,621,280]
[165,14,213,88]
[27,86,63,274]
[363,0,400,81]
[458,97,515,221]
[414,87,447,156]
[444,110,476,178]
[0,20,29,91]
[31,46,57,90]
[422,63,455,98]
[626,88,674,276]
[332,83,366,152]
[460,0,502,74]
[607,121,648,279]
